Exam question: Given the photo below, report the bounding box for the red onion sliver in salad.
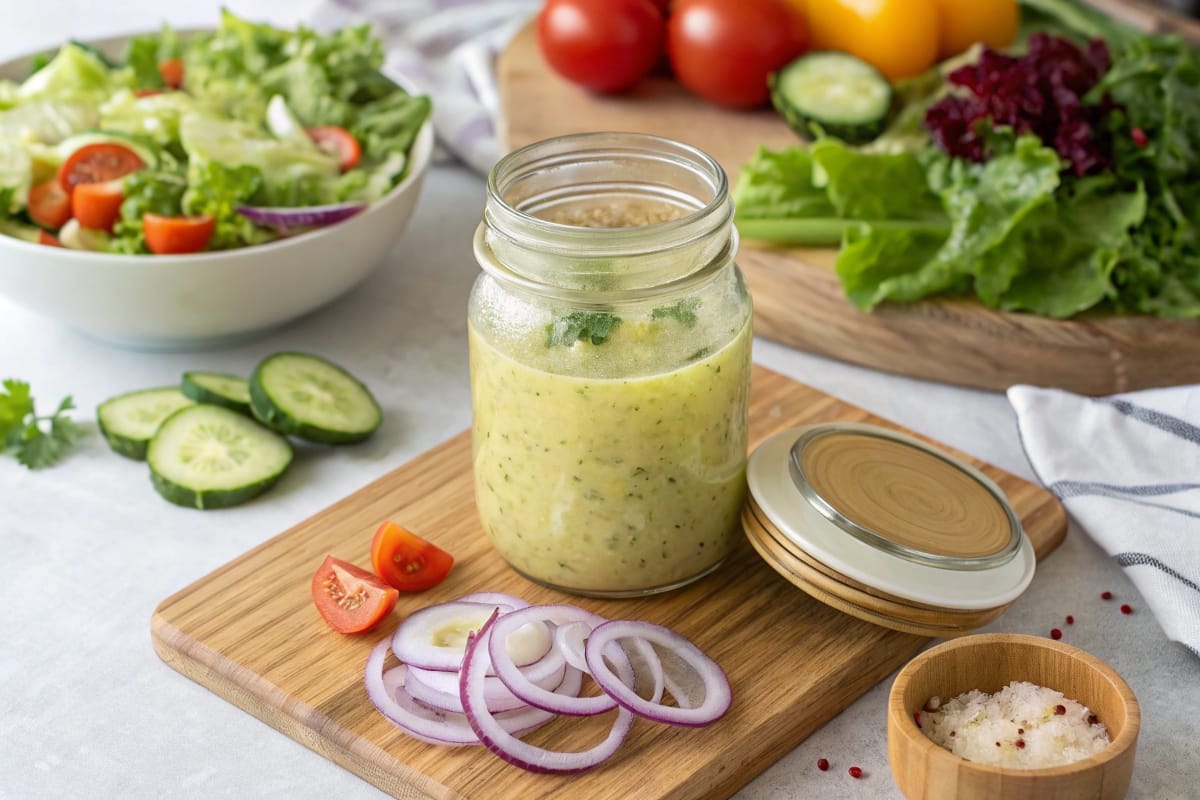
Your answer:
[235,202,366,231]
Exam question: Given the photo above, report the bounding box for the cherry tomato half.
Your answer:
[27,179,71,230]
[667,0,808,108]
[73,180,125,232]
[307,126,362,171]
[538,0,665,94]
[370,521,455,592]
[58,143,144,193]
[311,555,399,635]
[37,230,63,247]
[158,57,185,90]
[143,214,216,255]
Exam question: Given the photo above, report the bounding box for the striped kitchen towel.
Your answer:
[1009,383,1200,658]
[307,0,538,173]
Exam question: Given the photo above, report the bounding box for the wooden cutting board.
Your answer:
[497,20,1200,396]
[151,365,1067,800]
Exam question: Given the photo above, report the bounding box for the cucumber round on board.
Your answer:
[97,386,195,460]
[769,52,894,145]
[249,352,382,445]
[147,404,293,510]
[181,370,252,415]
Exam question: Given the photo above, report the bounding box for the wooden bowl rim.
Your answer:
[888,633,1141,778]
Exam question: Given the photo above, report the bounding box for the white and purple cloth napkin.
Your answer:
[307,0,537,173]
[1009,383,1200,658]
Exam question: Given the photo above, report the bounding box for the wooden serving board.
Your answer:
[497,20,1200,396]
[151,366,1067,800]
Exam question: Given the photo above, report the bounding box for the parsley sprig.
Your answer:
[1,379,87,469]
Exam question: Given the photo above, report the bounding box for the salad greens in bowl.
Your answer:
[0,11,433,348]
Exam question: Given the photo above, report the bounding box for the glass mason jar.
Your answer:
[468,132,753,598]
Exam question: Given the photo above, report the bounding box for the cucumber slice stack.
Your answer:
[250,352,382,444]
[148,405,293,510]
[97,352,381,510]
[97,387,195,460]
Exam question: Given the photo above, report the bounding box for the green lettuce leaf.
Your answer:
[18,43,124,105]
[0,138,32,212]
[99,89,210,146]
[182,162,273,250]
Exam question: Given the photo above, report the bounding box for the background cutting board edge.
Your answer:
[497,21,1200,396]
[151,365,1067,800]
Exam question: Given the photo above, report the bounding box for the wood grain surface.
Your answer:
[151,366,1067,800]
[497,21,1200,396]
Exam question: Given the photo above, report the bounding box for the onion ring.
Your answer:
[584,620,731,727]
[460,611,635,774]
[391,600,550,671]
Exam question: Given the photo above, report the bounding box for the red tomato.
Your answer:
[27,180,71,229]
[307,126,362,171]
[72,180,125,232]
[538,0,665,93]
[311,555,399,634]
[158,57,184,89]
[37,230,63,247]
[143,214,216,254]
[370,521,455,592]
[667,0,808,108]
[58,143,144,192]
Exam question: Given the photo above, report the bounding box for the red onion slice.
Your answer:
[456,591,529,609]
[551,618,665,705]
[364,641,555,745]
[392,600,551,672]
[235,201,366,231]
[554,621,591,673]
[584,620,731,727]
[490,605,619,716]
[407,659,568,714]
[460,612,635,774]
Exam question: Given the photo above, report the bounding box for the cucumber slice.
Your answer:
[770,52,894,145]
[147,405,293,510]
[97,386,195,460]
[181,370,252,415]
[249,352,382,445]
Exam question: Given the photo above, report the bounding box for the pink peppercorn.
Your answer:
[1050,628,1063,640]
[848,766,863,779]
[817,758,829,771]
[1121,604,1133,615]
[1101,591,1113,600]
[1065,615,1074,625]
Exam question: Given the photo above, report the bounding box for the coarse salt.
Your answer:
[919,681,1110,768]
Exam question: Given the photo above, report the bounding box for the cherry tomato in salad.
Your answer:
[307,126,362,171]
[143,214,216,254]
[37,230,63,247]
[57,143,144,193]
[72,180,125,232]
[157,57,185,89]
[803,0,940,81]
[932,0,1019,59]
[27,179,71,230]
[667,0,808,108]
[370,521,455,592]
[538,0,665,94]
[311,555,399,634]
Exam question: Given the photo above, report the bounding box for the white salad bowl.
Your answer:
[0,32,434,350]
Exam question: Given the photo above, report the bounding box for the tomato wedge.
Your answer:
[370,521,455,592]
[311,555,399,634]
[143,214,215,254]
[37,230,63,247]
[307,126,361,171]
[158,58,185,89]
[58,143,144,192]
[27,180,71,229]
[73,179,125,232]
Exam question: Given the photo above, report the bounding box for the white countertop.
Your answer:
[2,3,1197,798]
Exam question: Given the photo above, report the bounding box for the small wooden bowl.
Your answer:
[888,634,1140,800]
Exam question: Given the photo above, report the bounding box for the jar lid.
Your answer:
[745,424,1035,620]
